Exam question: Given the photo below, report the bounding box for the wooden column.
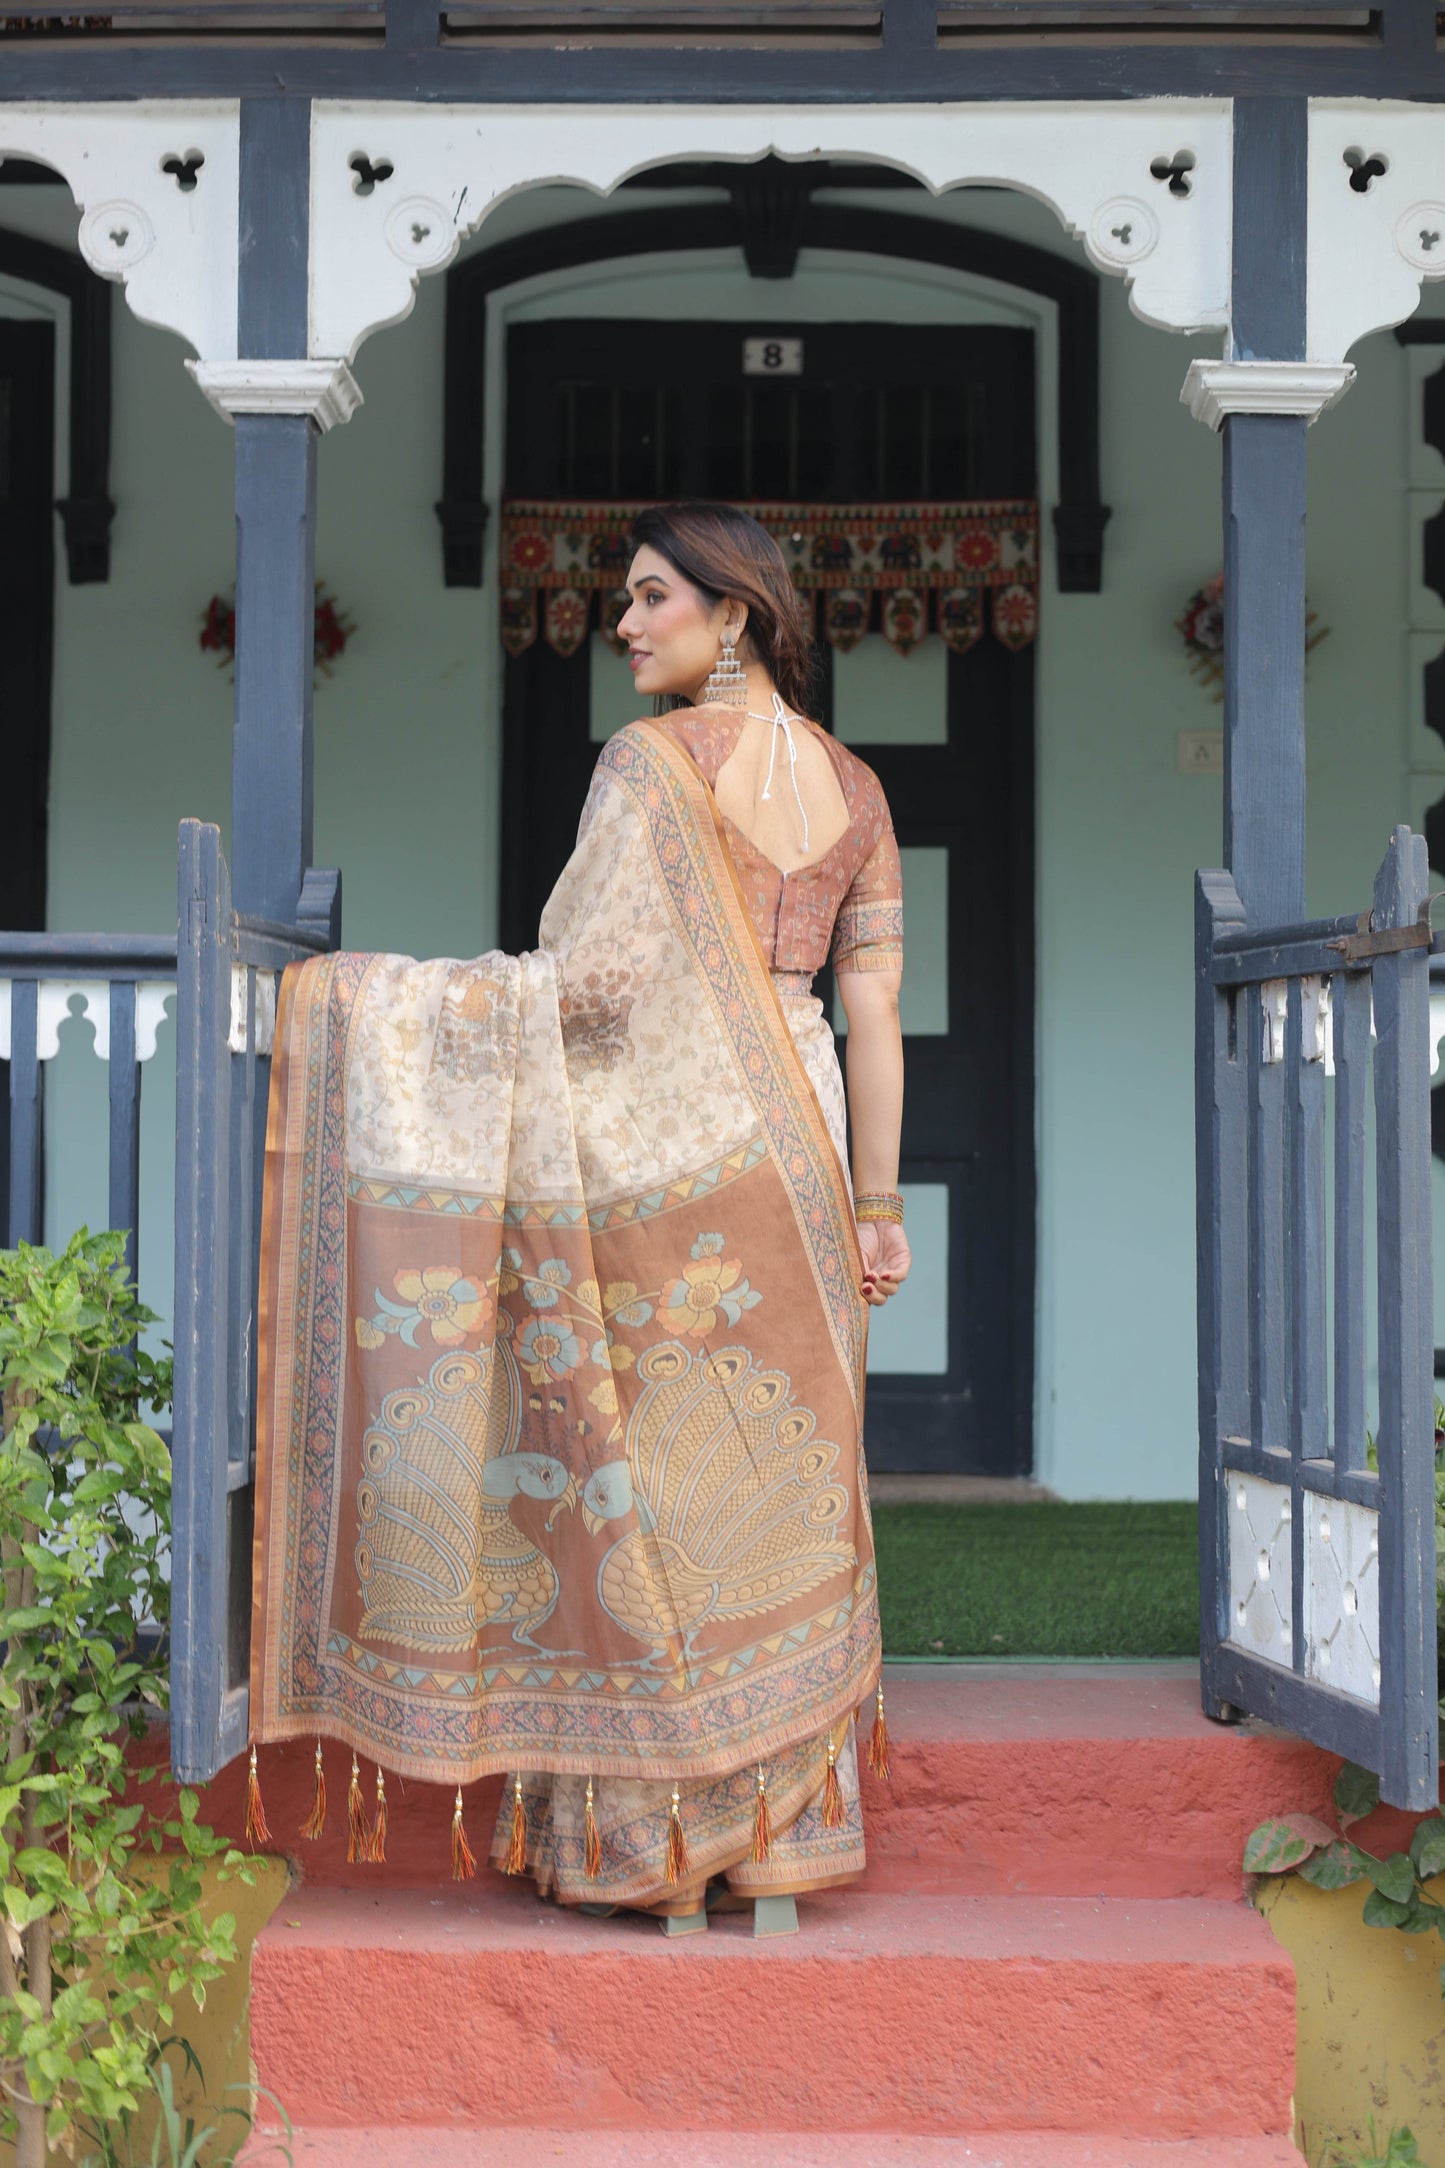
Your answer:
[1221,99,1308,929]
[230,96,317,927]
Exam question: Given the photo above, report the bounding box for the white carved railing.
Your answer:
[0,936,179,1286]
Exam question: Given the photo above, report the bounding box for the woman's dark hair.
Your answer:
[628,501,818,716]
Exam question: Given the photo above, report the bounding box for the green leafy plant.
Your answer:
[0,1232,253,2166]
[1247,1758,1445,1993]
[1244,1400,1445,1999]
[77,2042,293,2168]
[1336,2123,1426,2168]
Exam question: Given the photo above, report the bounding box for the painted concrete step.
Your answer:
[241,2131,1305,2166]
[248,1883,1295,2139]
[182,1662,1408,1900]
[860,1662,1368,1901]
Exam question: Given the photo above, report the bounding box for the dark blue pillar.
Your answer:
[1222,98,1308,928]
[231,96,316,927]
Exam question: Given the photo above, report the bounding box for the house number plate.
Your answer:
[743,337,803,376]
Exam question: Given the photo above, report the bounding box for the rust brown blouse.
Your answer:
[658,707,904,979]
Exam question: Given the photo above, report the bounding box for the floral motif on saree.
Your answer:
[251,722,880,1793]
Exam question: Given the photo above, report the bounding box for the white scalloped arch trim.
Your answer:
[309,100,1233,365]
[0,104,239,361]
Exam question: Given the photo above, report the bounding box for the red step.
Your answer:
[243,2134,1304,2165]
[862,1662,1363,1900]
[247,1882,1294,2139]
[189,1661,1409,1901]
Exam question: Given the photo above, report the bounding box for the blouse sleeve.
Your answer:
[831,821,904,975]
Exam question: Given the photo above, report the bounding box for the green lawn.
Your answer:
[874,1500,1200,1658]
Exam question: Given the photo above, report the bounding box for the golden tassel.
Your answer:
[665,1784,690,1886]
[301,1738,327,1840]
[366,1766,388,1864]
[583,1775,602,1881]
[822,1736,845,1830]
[244,1744,272,1849]
[750,1765,773,1865]
[346,1752,368,1864]
[867,1679,891,1782]
[451,1787,476,1882]
[504,1774,528,1875]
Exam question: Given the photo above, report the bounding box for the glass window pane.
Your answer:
[832,635,947,747]
[589,634,646,743]
[834,845,946,1038]
[865,1181,948,1374]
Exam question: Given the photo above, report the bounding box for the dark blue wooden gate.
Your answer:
[170,820,338,1785]
[1197,825,1439,1808]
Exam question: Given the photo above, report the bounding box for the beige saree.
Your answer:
[251,720,881,1905]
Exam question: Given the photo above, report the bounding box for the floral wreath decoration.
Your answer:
[1178,572,1328,702]
[199,584,354,682]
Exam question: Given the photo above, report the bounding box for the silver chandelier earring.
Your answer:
[701,626,748,708]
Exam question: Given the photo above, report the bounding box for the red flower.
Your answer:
[200,586,353,675]
[1181,581,1225,654]
[199,594,236,657]
[315,598,349,662]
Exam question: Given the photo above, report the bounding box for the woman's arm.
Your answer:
[837,966,911,1305]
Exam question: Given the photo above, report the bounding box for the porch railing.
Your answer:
[1,932,178,1284]
[1197,825,1439,1809]
[1,825,339,1786]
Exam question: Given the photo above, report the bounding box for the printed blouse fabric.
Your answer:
[659,708,904,979]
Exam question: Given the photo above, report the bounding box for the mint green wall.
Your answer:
[0,176,1425,1496]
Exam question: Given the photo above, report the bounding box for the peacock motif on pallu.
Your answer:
[354,1341,577,1653]
[579,1341,855,1666]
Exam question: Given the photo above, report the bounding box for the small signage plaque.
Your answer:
[743,337,803,377]
[1177,729,1224,776]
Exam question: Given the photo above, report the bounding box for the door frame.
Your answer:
[495,306,1039,1477]
[440,187,1106,593]
[862,637,1037,1477]
[0,221,113,583]
[0,314,57,1242]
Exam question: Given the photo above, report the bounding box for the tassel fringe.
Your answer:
[751,1765,773,1865]
[451,1787,477,1882]
[301,1739,327,1841]
[504,1774,528,1875]
[366,1766,388,1864]
[867,1680,891,1782]
[821,1737,845,1829]
[244,1745,272,1849]
[665,1783,689,1886]
[583,1776,602,1880]
[346,1753,368,1864]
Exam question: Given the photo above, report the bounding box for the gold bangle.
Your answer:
[854,1191,904,1225]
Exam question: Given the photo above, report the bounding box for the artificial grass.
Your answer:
[874,1500,1200,1658]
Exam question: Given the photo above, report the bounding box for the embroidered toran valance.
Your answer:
[499,499,1040,661]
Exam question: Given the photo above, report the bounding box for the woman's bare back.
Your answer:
[712,711,852,876]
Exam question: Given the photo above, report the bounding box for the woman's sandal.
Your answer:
[705,1879,800,1936]
[571,1896,707,1935]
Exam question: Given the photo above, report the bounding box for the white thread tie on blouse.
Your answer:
[750,691,810,857]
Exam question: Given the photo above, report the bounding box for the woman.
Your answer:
[250,502,908,1925]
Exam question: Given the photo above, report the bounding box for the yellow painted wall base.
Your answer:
[1259,1876,1445,2166]
[0,1857,289,2168]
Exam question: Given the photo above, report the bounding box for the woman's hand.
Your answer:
[858,1218,911,1306]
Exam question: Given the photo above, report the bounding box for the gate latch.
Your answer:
[1326,907,1436,968]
